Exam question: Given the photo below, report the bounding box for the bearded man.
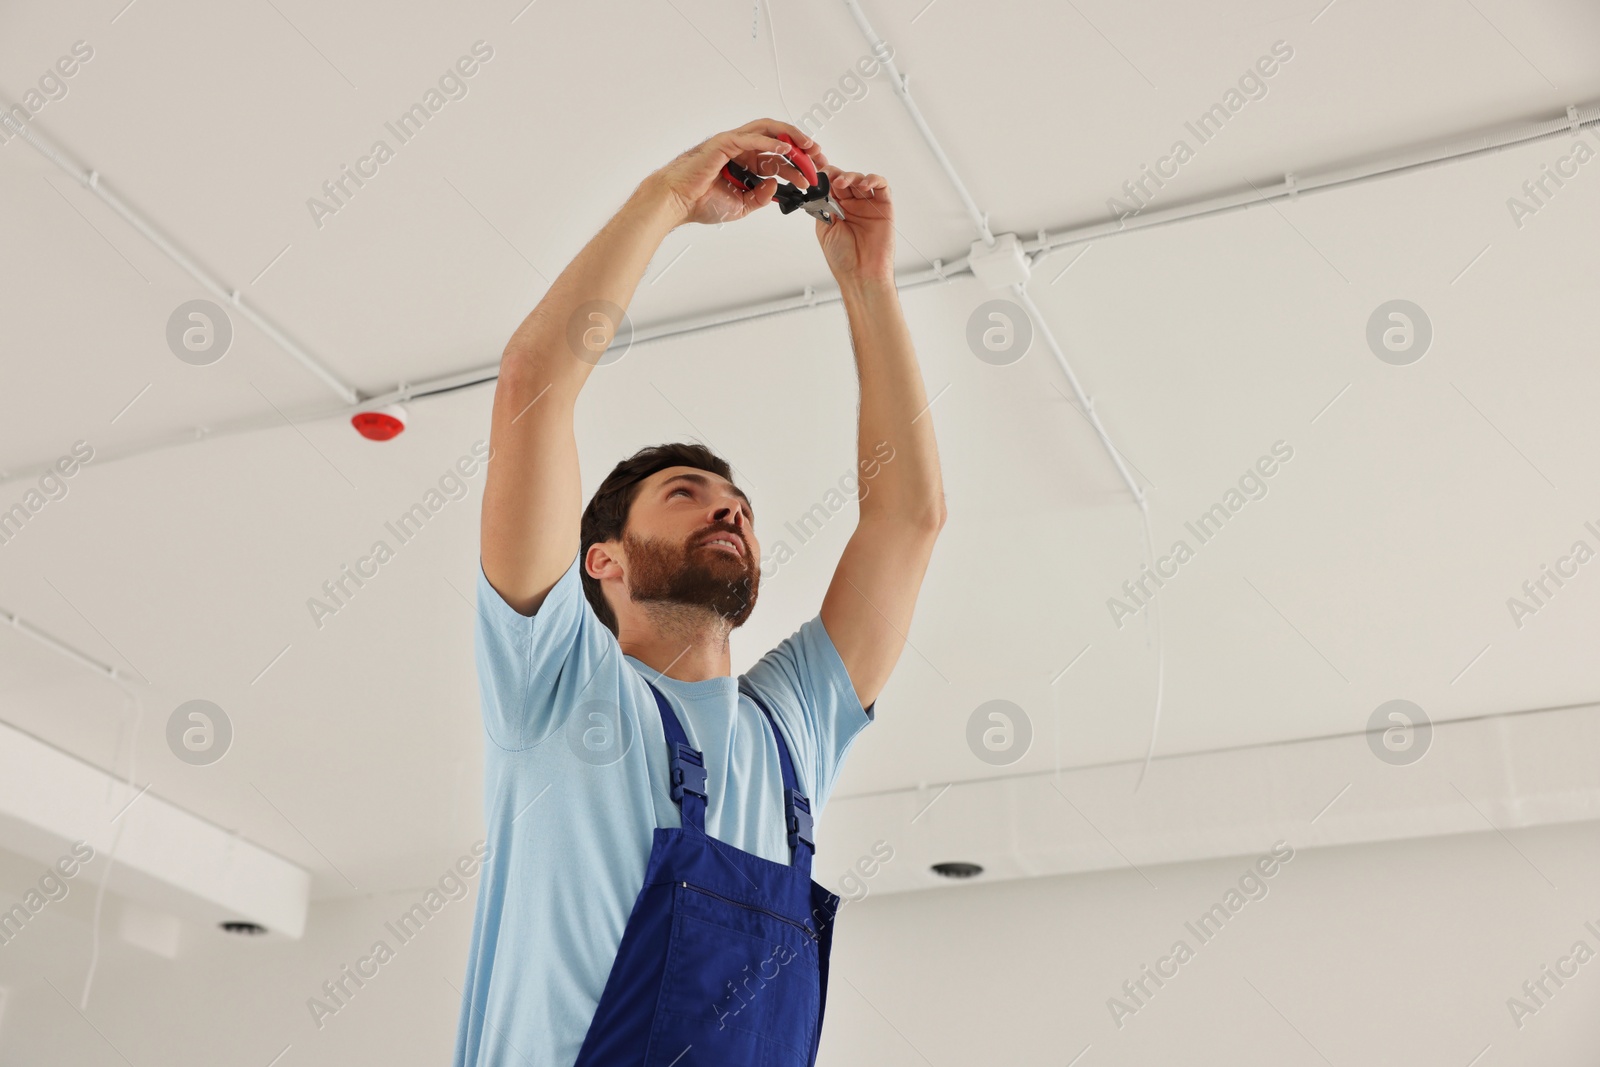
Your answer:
[455,118,946,1067]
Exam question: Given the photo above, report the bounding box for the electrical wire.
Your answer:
[1133,494,1165,791]
[78,676,144,1011]
[761,0,795,124]
[1009,279,1160,786]
[0,604,145,1009]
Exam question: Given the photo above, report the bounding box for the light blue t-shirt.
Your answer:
[451,552,875,1067]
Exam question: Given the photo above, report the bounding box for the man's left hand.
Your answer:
[814,167,894,286]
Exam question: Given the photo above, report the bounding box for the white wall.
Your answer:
[821,821,1600,1066]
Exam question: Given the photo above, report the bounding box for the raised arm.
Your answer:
[814,169,948,711]
[480,120,824,615]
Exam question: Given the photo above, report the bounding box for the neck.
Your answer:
[617,601,733,682]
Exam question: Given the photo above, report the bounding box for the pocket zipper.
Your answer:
[678,881,818,942]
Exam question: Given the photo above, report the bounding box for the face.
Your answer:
[614,466,761,627]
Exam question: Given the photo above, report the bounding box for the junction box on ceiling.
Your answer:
[967,232,1031,289]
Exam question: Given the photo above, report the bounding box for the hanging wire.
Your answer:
[760,0,795,123]
[79,675,145,1010]
[1132,494,1165,791]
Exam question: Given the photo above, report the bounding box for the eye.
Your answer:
[669,487,691,499]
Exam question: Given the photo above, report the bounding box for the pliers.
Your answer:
[722,134,845,225]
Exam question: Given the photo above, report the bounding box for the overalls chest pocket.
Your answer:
[655,878,822,1063]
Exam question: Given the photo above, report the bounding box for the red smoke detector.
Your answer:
[351,404,408,441]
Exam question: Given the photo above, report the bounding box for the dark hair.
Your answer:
[579,442,734,636]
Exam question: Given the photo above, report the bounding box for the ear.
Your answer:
[585,541,624,582]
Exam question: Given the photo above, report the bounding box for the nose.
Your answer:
[711,491,752,532]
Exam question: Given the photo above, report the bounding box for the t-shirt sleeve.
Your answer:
[742,614,875,817]
[474,553,618,751]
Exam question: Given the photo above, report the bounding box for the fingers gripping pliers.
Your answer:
[722,134,845,225]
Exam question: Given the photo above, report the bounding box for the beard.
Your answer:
[623,527,759,628]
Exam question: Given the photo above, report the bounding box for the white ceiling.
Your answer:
[2,0,1599,922]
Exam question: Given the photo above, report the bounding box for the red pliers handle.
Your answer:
[721,135,844,224]
[721,133,816,190]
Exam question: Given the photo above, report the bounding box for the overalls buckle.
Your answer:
[670,743,708,802]
[786,789,815,852]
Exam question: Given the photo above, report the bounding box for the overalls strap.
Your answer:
[644,681,707,833]
[642,680,815,873]
[743,684,816,875]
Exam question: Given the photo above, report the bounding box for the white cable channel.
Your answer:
[1,108,361,406]
[840,0,1163,784]
[1025,102,1600,261]
[840,0,994,245]
[2,70,1594,523]
[374,95,1600,419]
[0,606,122,681]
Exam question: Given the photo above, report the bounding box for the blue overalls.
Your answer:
[572,680,840,1067]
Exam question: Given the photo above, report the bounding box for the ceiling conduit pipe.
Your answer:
[1024,102,1600,262]
[364,97,1600,416]
[839,0,1165,787]
[0,606,122,682]
[0,256,979,487]
[7,76,1593,512]
[0,109,362,407]
[838,0,1145,506]
[358,254,975,408]
[840,0,995,246]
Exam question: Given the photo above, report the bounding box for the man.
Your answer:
[454,118,945,1067]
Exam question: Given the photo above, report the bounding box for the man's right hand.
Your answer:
[647,119,828,228]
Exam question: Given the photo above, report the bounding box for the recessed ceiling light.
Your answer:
[930,861,983,879]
